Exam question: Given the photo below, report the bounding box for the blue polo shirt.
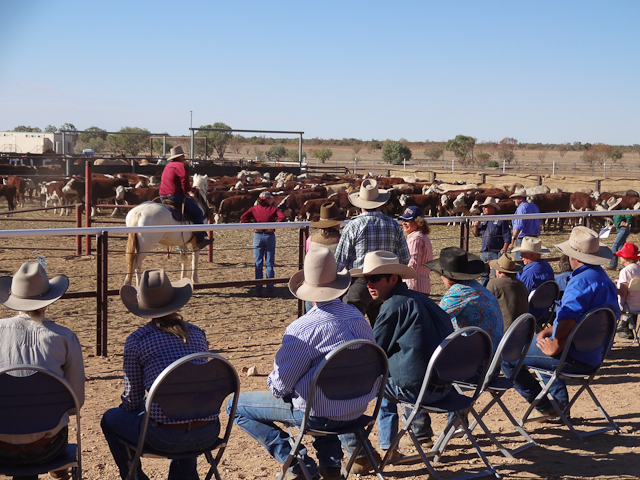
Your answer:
[517,260,555,293]
[512,201,541,238]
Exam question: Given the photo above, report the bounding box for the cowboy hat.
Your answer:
[310,202,344,228]
[167,145,186,161]
[510,188,528,199]
[489,253,522,274]
[424,247,485,281]
[398,206,423,221]
[120,269,193,318]
[259,191,273,199]
[350,251,417,279]
[289,247,351,302]
[479,197,498,208]
[0,262,69,311]
[348,179,391,209]
[607,197,623,210]
[512,236,551,254]
[555,226,613,265]
[615,242,640,260]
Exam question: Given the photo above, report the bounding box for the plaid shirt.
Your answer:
[121,322,215,424]
[335,212,410,271]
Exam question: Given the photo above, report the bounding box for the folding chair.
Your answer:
[454,314,537,458]
[619,277,640,345]
[528,280,560,331]
[118,352,240,480]
[278,339,389,480]
[381,327,498,480]
[521,307,622,441]
[0,364,83,480]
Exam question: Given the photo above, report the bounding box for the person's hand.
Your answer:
[536,336,557,356]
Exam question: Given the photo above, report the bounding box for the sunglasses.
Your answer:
[365,274,392,283]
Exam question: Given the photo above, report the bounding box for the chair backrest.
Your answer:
[528,280,560,311]
[627,278,640,292]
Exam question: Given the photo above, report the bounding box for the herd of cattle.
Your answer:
[2,170,640,230]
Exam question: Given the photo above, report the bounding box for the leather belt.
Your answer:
[157,420,212,430]
[0,435,54,453]
[255,229,275,234]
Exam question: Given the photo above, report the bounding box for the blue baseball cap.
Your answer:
[398,206,423,221]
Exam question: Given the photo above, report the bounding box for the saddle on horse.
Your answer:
[159,198,194,223]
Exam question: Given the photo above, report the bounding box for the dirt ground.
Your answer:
[0,199,639,480]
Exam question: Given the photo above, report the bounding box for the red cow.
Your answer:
[0,184,16,215]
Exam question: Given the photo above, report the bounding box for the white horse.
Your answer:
[124,174,210,286]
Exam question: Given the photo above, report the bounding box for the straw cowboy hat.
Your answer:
[120,269,193,318]
[310,202,344,228]
[479,197,498,208]
[489,253,522,274]
[167,145,186,161]
[350,251,417,280]
[348,179,391,209]
[398,206,423,221]
[607,197,623,210]
[555,226,613,265]
[0,262,69,311]
[615,242,640,260]
[510,188,528,199]
[289,247,351,302]
[512,236,551,254]
[424,247,485,281]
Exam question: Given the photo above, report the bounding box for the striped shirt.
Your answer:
[267,299,377,421]
[335,211,410,271]
[404,229,433,294]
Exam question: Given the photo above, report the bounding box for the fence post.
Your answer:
[96,232,103,356]
[85,160,93,255]
[459,220,470,251]
[502,159,506,173]
[76,205,82,256]
[96,231,109,357]
[553,161,556,175]
[595,179,601,192]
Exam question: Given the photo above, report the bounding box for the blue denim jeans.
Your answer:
[501,338,595,412]
[162,194,206,242]
[609,227,630,268]
[514,237,523,260]
[253,232,276,291]
[101,407,221,480]
[479,251,500,286]
[0,426,69,480]
[226,392,353,473]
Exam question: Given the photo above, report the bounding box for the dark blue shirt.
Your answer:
[476,218,511,252]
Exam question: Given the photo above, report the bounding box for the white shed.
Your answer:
[0,131,74,154]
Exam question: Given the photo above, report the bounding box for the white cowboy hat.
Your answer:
[0,262,69,311]
[512,236,551,254]
[479,197,498,208]
[488,253,522,274]
[510,188,528,198]
[607,197,623,210]
[120,269,193,318]
[167,145,186,161]
[350,251,417,279]
[348,179,391,209]
[555,226,613,265]
[289,247,351,302]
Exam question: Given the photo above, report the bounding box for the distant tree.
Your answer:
[487,160,499,168]
[476,152,492,168]
[151,138,173,156]
[424,145,444,161]
[608,147,623,163]
[44,125,57,133]
[13,125,41,132]
[79,126,108,143]
[352,144,362,155]
[253,148,266,162]
[382,140,412,165]
[228,135,245,154]
[497,137,518,165]
[59,123,78,142]
[445,135,476,165]
[312,147,333,164]
[287,149,301,162]
[557,144,568,157]
[109,126,151,156]
[195,122,232,160]
[537,150,548,164]
[266,145,287,162]
[367,140,382,154]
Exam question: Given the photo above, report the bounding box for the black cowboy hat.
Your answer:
[424,247,485,281]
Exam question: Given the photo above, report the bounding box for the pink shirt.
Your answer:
[404,229,433,294]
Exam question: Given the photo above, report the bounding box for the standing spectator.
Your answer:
[607,197,632,270]
[473,197,511,286]
[487,254,530,332]
[615,242,640,339]
[398,206,433,294]
[241,191,286,297]
[0,263,84,480]
[508,189,541,259]
[335,179,410,325]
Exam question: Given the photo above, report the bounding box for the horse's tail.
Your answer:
[124,207,142,285]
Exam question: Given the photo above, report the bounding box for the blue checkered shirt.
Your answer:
[267,299,378,421]
[335,211,410,271]
[121,322,215,424]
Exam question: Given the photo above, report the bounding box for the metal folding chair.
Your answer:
[528,280,560,331]
[454,314,537,458]
[620,277,640,345]
[278,339,389,480]
[381,327,498,480]
[521,307,622,441]
[0,364,83,480]
[118,352,240,480]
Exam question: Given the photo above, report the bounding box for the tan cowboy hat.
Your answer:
[607,197,623,210]
[289,247,351,302]
[167,145,186,161]
[120,269,193,318]
[350,251,417,279]
[512,236,551,254]
[0,262,69,311]
[555,226,613,265]
[489,253,522,274]
[310,202,344,228]
[348,179,391,209]
[424,247,485,281]
[510,188,528,198]
[479,197,498,208]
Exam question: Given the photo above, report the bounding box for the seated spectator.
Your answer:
[615,242,640,339]
[0,262,85,480]
[426,247,504,351]
[513,236,554,318]
[487,253,530,332]
[554,254,573,296]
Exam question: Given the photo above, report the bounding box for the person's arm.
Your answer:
[509,228,521,249]
[618,281,629,299]
[334,224,355,271]
[267,333,312,398]
[179,163,190,195]
[119,336,145,411]
[373,305,400,355]
[406,233,419,270]
[473,221,482,237]
[395,224,411,265]
[536,318,576,356]
[501,222,511,253]
[240,207,255,223]
[275,207,286,222]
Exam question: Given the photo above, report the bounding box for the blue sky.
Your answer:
[1,0,638,145]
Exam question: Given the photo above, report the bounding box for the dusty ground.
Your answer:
[0,198,639,480]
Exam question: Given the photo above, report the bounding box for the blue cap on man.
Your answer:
[397,206,424,221]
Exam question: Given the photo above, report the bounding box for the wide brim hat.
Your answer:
[615,242,640,260]
[120,269,193,318]
[350,251,417,279]
[510,188,528,198]
[289,247,351,302]
[479,197,498,208]
[348,179,391,209]
[607,197,623,210]
[489,253,522,274]
[0,262,69,311]
[310,202,344,228]
[424,247,485,281]
[555,226,613,265]
[168,145,185,161]
[512,236,551,254]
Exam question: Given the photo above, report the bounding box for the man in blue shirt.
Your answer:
[473,197,511,286]
[502,227,620,419]
[513,236,554,318]
[509,189,541,259]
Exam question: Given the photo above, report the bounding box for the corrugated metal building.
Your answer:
[0,131,74,154]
